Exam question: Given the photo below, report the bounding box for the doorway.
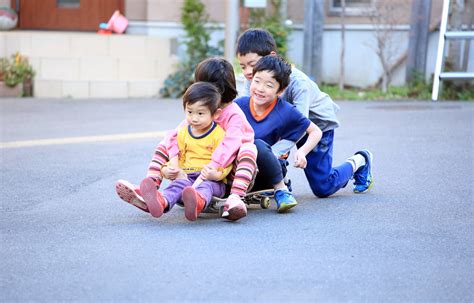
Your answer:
[11,0,124,31]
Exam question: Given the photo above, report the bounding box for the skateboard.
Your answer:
[204,189,274,214]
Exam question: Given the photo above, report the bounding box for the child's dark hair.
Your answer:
[182,82,221,115]
[236,28,277,56]
[194,57,237,104]
[252,55,292,93]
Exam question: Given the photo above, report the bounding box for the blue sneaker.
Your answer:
[353,149,374,193]
[274,189,298,213]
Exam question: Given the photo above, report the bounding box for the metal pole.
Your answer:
[225,0,239,63]
[406,0,432,83]
[303,0,324,83]
[432,0,450,101]
[339,0,346,91]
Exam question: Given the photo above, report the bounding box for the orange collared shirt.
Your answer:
[250,97,278,122]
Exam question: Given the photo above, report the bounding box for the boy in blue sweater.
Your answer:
[236,28,374,198]
[234,55,322,212]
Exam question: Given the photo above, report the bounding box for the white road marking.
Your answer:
[0,131,168,149]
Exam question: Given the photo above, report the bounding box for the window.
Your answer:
[57,0,80,8]
[330,0,375,15]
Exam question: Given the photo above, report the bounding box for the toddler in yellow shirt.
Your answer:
[140,82,232,221]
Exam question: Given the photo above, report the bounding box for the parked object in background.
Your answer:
[97,22,113,35]
[0,52,36,97]
[106,10,128,34]
[0,7,17,30]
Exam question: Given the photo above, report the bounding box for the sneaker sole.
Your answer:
[224,206,247,221]
[182,187,198,221]
[353,150,374,194]
[354,178,374,193]
[277,202,298,213]
[140,178,163,218]
[116,180,149,213]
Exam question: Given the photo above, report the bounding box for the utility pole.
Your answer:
[303,0,324,83]
[339,0,346,91]
[225,0,240,64]
[406,0,432,83]
[279,0,288,20]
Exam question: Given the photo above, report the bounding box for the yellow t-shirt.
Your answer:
[176,122,232,182]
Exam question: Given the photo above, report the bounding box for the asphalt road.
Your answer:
[1,98,473,302]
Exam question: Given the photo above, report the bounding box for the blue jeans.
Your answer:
[297,130,353,198]
[252,139,288,191]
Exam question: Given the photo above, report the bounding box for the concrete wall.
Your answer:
[124,0,441,25]
[122,0,446,88]
[0,0,10,8]
[1,31,178,98]
[126,20,447,88]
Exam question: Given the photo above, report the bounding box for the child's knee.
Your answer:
[310,183,333,198]
[237,142,258,161]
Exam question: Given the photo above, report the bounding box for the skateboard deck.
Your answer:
[204,189,274,214]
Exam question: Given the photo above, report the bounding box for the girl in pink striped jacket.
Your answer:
[116,57,256,221]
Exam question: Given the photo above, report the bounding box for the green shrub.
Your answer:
[246,0,291,57]
[440,81,474,100]
[160,0,222,98]
[320,81,474,101]
[0,52,35,87]
[406,72,432,100]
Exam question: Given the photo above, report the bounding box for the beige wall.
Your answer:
[147,0,182,21]
[125,0,147,20]
[125,0,226,22]
[0,0,11,7]
[125,0,443,26]
[145,0,225,22]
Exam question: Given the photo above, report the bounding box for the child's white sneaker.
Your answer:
[115,179,149,212]
[222,194,247,221]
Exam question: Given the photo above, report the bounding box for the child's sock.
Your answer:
[346,154,366,173]
[275,185,289,192]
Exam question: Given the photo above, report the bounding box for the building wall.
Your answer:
[124,0,443,25]
[125,0,147,20]
[0,0,10,7]
[122,0,447,87]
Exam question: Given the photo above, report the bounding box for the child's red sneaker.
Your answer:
[115,180,149,213]
[140,177,167,218]
[182,186,206,221]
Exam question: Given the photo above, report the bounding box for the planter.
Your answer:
[0,81,22,97]
[23,79,33,97]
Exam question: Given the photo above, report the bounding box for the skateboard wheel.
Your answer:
[260,197,270,209]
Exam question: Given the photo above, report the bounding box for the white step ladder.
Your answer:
[432,0,474,101]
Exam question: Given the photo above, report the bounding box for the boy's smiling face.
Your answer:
[237,52,262,81]
[250,70,280,108]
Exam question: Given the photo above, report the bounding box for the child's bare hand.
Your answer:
[169,156,179,168]
[200,165,223,181]
[293,150,307,168]
[192,177,203,188]
[162,166,180,180]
